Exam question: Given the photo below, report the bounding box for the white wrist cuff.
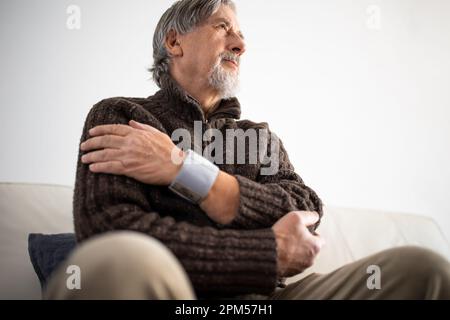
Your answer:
[169,150,219,204]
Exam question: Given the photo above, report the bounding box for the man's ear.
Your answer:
[165,29,183,57]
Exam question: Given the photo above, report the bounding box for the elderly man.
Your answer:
[45,0,450,300]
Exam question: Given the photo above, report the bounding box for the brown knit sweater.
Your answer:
[73,74,323,298]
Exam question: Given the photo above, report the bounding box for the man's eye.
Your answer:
[218,24,227,30]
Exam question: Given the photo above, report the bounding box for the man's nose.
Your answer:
[229,33,246,56]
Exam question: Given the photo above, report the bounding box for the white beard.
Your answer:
[208,60,240,99]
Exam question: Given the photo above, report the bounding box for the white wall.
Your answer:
[1,0,449,240]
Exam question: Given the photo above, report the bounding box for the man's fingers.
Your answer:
[129,120,158,133]
[81,149,122,164]
[89,124,133,137]
[80,135,124,151]
[89,161,126,175]
[296,211,320,227]
[312,232,326,247]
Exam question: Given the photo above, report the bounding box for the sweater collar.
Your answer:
[157,73,241,123]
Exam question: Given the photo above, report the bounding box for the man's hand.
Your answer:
[80,120,185,186]
[272,211,325,277]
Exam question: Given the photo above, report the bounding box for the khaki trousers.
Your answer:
[44,231,450,300]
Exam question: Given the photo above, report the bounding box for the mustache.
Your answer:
[219,52,240,66]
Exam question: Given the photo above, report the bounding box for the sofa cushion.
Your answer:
[28,233,77,289]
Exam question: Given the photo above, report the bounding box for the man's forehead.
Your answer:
[210,16,237,26]
[207,10,244,38]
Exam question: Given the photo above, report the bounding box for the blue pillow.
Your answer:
[28,233,77,289]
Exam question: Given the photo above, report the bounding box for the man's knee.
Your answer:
[381,246,450,298]
[385,246,449,277]
[45,231,195,300]
[78,231,183,275]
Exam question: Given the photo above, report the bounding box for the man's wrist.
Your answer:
[168,148,186,184]
[200,171,240,225]
[273,229,289,277]
[168,149,220,204]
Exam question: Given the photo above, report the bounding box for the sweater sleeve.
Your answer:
[73,99,278,297]
[228,133,323,231]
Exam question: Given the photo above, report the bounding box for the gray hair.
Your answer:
[150,0,235,87]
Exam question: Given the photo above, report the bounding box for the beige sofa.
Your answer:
[1,182,449,299]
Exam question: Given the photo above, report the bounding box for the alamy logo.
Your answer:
[66,5,81,30]
[171,121,280,176]
[366,265,381,290]
[366,5,382,31]
[66,265,81,290]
